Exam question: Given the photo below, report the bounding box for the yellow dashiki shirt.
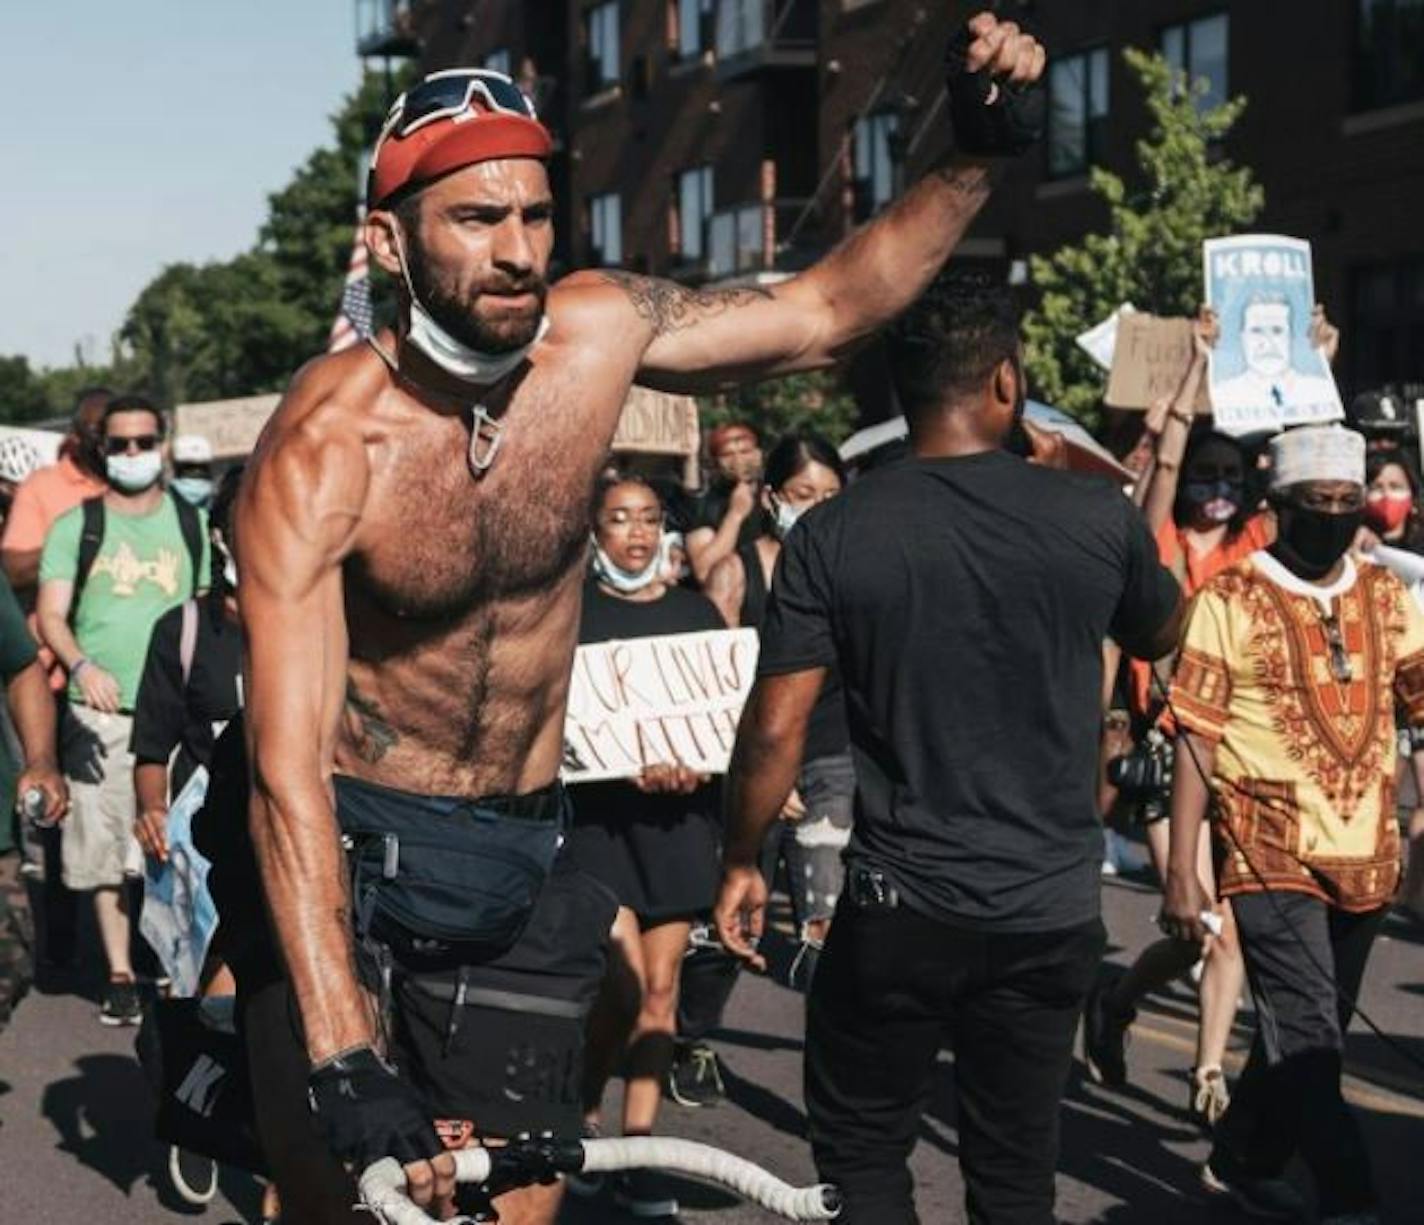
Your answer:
[1170,551,1424,911]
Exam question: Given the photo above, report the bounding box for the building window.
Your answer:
[852,113,899,220]
[589,193,623,266]
[709,204,764,276]
[1162,13,1228,112]
[1354,0,1424,111]
[676,165,714,261]
[586,2,621,91]
[1350,255,1424,387]
[483,48,512,75]
[676,0,714,58]
[1047,47,1109,179]
[716,0,765,59]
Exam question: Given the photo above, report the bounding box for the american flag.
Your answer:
[328,213,373,352]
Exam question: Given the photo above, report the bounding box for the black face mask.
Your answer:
[1270,503,1364,580]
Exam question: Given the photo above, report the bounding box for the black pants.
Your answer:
[805,895,1103,1225]
[1212,891,1386,1217]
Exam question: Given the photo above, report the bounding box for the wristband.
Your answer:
[1168,408,1195,427]
[70,658,90,679]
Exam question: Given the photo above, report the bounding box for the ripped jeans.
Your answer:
[782,753,854,935]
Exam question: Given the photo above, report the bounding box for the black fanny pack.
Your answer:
[335,775,567,956]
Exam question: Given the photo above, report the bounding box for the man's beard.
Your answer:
[407,236,547,354]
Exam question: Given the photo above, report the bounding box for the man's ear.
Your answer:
[991,356,1017,409]
[364,210,406,278]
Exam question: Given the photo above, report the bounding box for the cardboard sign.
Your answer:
[1203,234,1343,436]
[1105,314,1211,413]
[174,394,281,460]
[612,385,700,456]
[563,628,759,782]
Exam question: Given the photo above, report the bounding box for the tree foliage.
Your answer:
[698,370,861,449]
[1022,49,1264,424]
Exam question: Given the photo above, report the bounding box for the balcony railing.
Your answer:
[715,0,817,79]
[355,0,420,58]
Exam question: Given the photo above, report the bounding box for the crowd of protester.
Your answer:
[1,269,1422,1225]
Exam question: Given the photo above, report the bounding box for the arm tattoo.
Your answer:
[345,679,399,763]
[596,270,772,338]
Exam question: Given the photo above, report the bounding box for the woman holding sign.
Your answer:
[567,473,726,1220]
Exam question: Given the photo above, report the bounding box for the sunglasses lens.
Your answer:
[107,435,157,455]
[397,75,479,133]
[478,74,534,116]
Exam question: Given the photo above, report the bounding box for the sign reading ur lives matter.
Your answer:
[562,629,760,782]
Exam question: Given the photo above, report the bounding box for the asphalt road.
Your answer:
[3,872,1422,1224]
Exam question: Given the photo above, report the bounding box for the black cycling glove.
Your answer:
[307,1047,443,1172]
[945,26,1045,158]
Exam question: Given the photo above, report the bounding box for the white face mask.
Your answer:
[591,540,661,594]
[171,476,214,507]
[392,226,548,384]
[106,451,163,493]
[772,497,803,541]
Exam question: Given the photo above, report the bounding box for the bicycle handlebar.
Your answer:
[358,1135,842,1223]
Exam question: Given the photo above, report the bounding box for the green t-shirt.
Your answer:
[40,495,210,710]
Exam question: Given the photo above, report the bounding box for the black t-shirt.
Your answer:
[131,599,244,798]
[574,580,726,825]
[758,451,1179,932]
[690,481,771,550]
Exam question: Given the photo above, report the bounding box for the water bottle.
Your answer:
[20,786,54,828]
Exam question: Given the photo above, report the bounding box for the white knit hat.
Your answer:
[172,434,214,465]
[1268,424,1365,490]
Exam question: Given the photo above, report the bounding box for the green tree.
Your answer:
[698,370,860,448]
[1023,49,1264,423]
[0,355,52,424]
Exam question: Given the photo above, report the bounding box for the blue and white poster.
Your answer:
[139,766,217,998]
[1203,234,1343,436]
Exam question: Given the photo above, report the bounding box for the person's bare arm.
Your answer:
[560,16,1043,395]
[714,668,826,966]
[134,762,171,861]
[1140,308,1216,534]
[703,553,746,629]
[7,659,66,823]
[687,481,757,586]
[237,417,369,1065]
[1161,731,1216,943]
[36,577,122,712]
[2,549,40,593]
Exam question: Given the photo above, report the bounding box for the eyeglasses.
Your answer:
[378,69,538,148]
[105,435,160,456]
[1320,610,1353,684]
[600,510,664,531]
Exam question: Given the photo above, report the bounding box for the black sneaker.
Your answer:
[99,978,142,1027]
[1082,978,1134,1087]
[612,1169,679,1218]
[665,1040,725,1108]
[169,1145,218,1205]
[1201,1155,1307,1220]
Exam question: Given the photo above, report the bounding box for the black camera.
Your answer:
[1107,730,1174,823]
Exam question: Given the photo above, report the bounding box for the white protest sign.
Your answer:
[1076,303,1134,372]
[1203,235,1343,436]
[562,628,759,782]
[139,766,218,998]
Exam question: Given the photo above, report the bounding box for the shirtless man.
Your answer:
[237,13,1045,1223]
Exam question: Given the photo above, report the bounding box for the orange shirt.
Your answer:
[1,455,106,554]
[1127,512,1273,719]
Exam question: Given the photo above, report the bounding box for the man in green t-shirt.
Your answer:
[0,569,67,1032]
[36,395,208,1027]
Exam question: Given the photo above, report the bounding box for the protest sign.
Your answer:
[174,393,281,460]
[1104,313,1211,413]
[563,628,759,782]
[1076,303,1134,372]
[1203,235,1342,436]
[139,766,217,998]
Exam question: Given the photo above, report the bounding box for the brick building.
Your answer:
[355,0,1424,402]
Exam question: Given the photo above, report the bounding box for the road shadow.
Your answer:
[41,1051,156,1195]
[720,1062,808,1141]
[711,1026,803,1055]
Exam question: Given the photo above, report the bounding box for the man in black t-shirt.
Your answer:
[714,274,1182,1225]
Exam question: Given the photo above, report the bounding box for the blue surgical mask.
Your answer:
[106,451,163,493]
[171,476,214,508]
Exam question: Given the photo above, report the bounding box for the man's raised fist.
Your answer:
[946,11,1048,158]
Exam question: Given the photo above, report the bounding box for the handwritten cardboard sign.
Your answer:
[174,394,282,460]
[562,628,760,782]
[1104,314,1211,414]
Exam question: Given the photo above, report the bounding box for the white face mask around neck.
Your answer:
[391,226,548,385]
[591,540,661,594]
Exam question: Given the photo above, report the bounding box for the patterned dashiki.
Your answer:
[1171,550,1424,911]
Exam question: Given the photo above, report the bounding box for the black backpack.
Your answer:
[70,492,205,613]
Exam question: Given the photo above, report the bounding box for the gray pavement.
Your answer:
[2,873,1422,1223]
